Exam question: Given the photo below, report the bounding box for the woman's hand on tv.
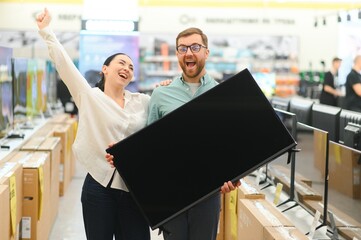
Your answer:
[105,142,115,168]
[156,79,172,87]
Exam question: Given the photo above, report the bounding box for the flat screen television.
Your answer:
[0,46,13,136]
[252,72,276,98]
[338,109,361,144]
[12,58,28,123]
[312,103,341,142]
[79,32,140,92]
[26,59,38,117]
[46,60,57,107]
[274,108,297,140]
[289,97,315,126]
[106,68,296,230]
[271,96,291,112]
[36,59,47,114]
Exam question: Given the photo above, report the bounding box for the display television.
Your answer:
[12,58,27,123]
[45,60,57,107]
[36,59,47,113]
[0,46,13,136]
[79,32,140,92]
[26,59,38,117]
[312,103,341,142]
[289,97,314,125]
[107,68,296,229]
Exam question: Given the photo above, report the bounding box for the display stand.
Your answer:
[315,132,330,232]
[277,148,301,212]
[259,163,275,190]
[328,211,339,240]
[275,108,299,212]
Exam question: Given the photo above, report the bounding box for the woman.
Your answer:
[36,8,166,240]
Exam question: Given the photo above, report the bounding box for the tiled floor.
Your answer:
[49,131,361,240]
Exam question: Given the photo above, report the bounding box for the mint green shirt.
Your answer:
[147,73,219,125]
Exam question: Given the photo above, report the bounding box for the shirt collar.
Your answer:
[179,74,207,86]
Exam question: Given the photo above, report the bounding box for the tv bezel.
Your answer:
[106,69,297,230]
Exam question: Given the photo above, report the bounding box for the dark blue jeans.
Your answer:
[81,173,150,240]
[162,193,221,240]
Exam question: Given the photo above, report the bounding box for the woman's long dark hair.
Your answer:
[95,53,131,92]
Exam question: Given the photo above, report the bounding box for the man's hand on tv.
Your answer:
[220,180,241,194]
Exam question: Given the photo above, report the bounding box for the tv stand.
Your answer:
[6,130,25,139]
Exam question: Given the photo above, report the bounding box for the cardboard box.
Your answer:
[52,124,72,196]
[31,123,56,139]
[216,193,224,240]
[269,165,312,187]
[313,130,328,177]
[28,117,75,197]
[328,141,361,199]
[263,226,308,240]
[9,151,51,240]
[20,137,61,225]
[48,113,70,123]
[225,189,238,240]
[66,118,78,178]
[238,177,265,200]
[37,137,61,224]
[270,167,322,202]
[0,161,23,240]
[337,227,361,240]
[303,200,361,228]
[237,199,293,240]
[0,185,10,240]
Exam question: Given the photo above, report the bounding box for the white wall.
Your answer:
[0,3,342,71]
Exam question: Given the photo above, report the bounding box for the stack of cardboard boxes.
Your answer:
[33,113,77,196]
[0,113,78,240]
[217,177,308,240]
[20,137,62,227]
[0,160,23,240]
[8,151,51,240]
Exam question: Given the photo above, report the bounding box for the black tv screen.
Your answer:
[289,97,314,125]
[312,103,341,142]
[271,96,291,112]
[106,68,296,230]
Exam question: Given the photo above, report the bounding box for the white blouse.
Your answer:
[39,27,150,190]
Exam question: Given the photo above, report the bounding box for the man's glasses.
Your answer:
[176,44,207,54]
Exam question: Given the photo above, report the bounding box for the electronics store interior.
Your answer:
[1,1,361,240]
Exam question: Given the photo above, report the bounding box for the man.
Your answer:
[345,55,361,112]
[147,27,240,240]
[319,57,342,106]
